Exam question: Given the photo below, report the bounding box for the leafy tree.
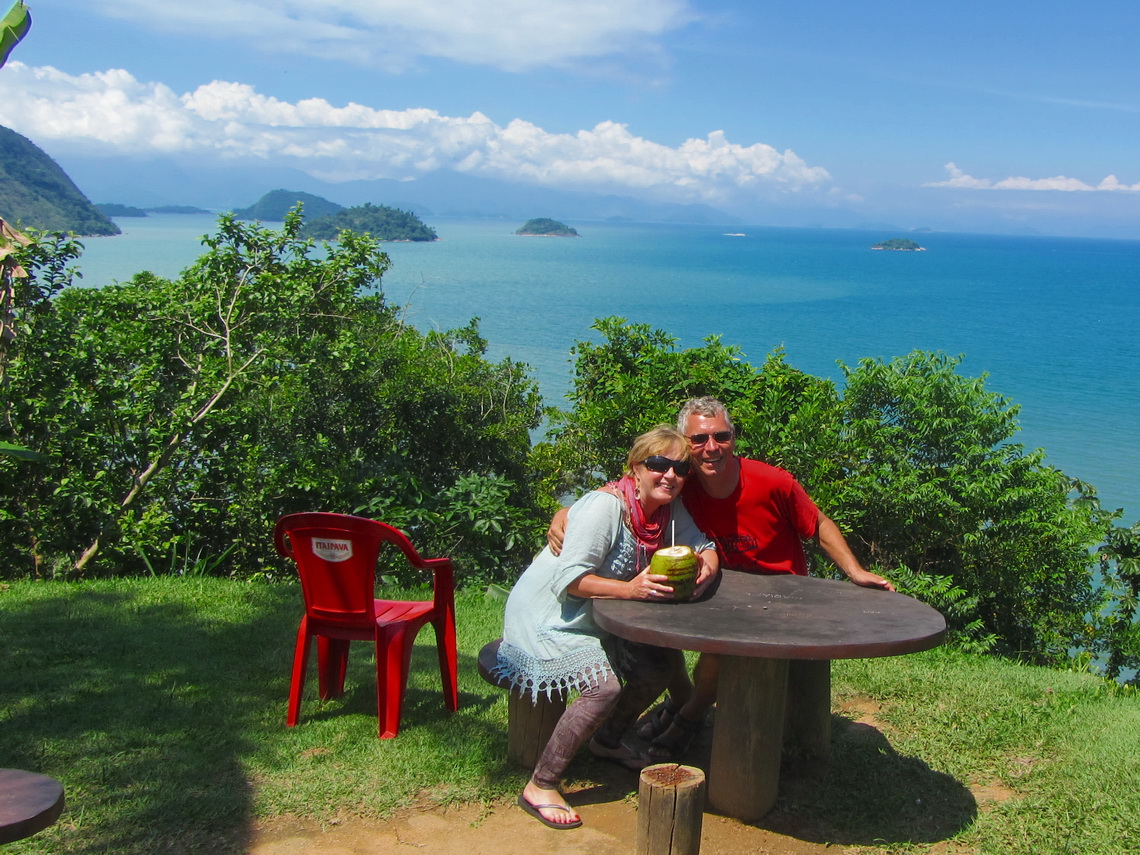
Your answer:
[836,352,1114,665]
[0,211,546,582]
[539,317,839,498]
[1093,514,1140,681]
[544,317,1122,670]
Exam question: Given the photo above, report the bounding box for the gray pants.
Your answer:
[531,639,672,789]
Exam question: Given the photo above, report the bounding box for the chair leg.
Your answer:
[287,620,312,727]
[433,610,459,712]
[375,625,413,739]
[317,637,351,700]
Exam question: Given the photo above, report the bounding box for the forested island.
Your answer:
[872,238,926,251]
[97,203,214,217]
[233,189,343,222]
[299,203,438,241]
[97,203,148,217]
[516,217,579,237]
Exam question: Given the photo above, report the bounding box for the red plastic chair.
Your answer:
[275,512,459,738]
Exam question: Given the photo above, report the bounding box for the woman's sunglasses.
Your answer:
[642,455,692,477]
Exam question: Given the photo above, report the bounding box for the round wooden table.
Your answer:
[593,571,945,822]
[0,769,66,844]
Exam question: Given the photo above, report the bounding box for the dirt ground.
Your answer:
[247,698,1001,855]
[248,716,839,855]
[248,795,840,855]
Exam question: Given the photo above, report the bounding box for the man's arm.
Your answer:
[546,506,570,555]
[816,513,895,591]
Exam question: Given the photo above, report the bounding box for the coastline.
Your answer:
[75,216,1140,525]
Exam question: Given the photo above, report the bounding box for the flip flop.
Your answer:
[517,794,583,829]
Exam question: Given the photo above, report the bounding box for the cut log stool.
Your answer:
[637,763,705,855]
[477,639,566,768]
[0,769,66,845]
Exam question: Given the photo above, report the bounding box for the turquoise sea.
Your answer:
[76,215,1140,525]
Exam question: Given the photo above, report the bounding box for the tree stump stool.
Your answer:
[477,639,566,769]
[637,763,705,855]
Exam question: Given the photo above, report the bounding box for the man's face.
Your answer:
[683,413,736,481]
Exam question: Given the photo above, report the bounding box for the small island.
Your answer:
[515,217,579,237]
[872,238,926,252]
[97,203,148,218]
[299,203,438,242]
[149,205,212,215]
[97,203,215,217]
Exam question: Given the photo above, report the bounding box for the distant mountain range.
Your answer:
[0,125,118,235]
[55,154,745,226]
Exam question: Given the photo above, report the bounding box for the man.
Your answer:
[676,396,891,587]
[548,396,893,760]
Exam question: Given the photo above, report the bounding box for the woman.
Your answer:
[495,425,719,829]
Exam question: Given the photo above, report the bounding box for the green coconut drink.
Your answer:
[650,545,699,602]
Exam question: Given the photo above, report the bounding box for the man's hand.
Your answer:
[546,506,570,555]
[817,514,895,592]
[692,549,720,597]
[846,567,895,591]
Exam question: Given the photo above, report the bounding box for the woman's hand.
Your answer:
[567,569,672,600]
[626,567,674,601]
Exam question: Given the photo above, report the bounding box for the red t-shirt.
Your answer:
[681,457,820,575]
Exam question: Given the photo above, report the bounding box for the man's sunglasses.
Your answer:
[687,431,734,446]
[642,455,692,477]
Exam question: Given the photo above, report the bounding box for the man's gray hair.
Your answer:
[677,396,735,433]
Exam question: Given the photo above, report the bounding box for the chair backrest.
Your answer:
[275,512,443,628]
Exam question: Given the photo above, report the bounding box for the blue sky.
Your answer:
[3,0,1140,236]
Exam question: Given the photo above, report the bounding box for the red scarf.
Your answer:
[608,475,671,556]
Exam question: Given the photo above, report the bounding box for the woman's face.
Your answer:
[634,442,689,512]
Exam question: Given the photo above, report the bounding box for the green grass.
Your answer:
[1,578,1137,854]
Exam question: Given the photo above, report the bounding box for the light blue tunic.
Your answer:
[495,490,713,700]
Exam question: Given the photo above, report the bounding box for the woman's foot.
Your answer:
[519,781,582,829]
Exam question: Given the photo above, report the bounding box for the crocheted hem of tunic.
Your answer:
[492,639,614,703]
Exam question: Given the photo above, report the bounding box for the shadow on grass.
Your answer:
[0,581,300,854]
[0,581,519,854]
[381,657,978,849]
[665,710,977,846]
[10,582,977,851]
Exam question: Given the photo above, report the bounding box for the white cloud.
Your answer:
[923,163,993,190]
[0,63,831,205]
[925,162,1140,192]
[67,0,696,72]
[1096,175,1140,192]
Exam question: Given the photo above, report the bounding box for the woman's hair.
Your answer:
[624,424,691,476]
